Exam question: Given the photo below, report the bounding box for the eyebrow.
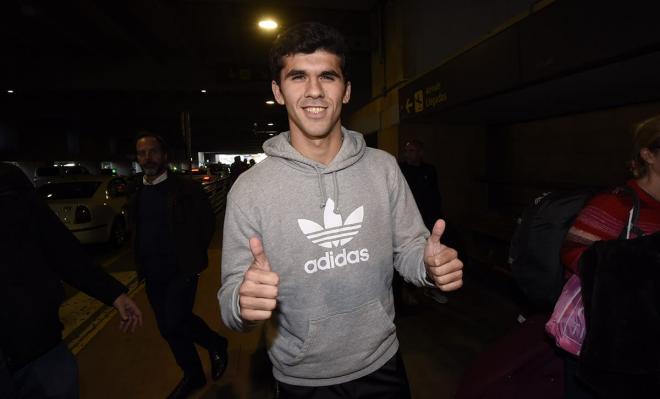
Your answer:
[284,69,342,79]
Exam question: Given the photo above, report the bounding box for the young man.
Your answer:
[130,134,228,399]
[218,22,463,398]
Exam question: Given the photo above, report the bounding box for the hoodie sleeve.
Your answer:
[218,194,260,331]
[389,161,435,287]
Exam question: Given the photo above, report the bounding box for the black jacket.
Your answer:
[0,163,127,371]
[578,231,660,398]
[128,174,215,279]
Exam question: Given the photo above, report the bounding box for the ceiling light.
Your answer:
[200,89,207,93]
[258,19,278,30]
[267,122,274,126]
[7,89,14,94]
[265,100,275,105]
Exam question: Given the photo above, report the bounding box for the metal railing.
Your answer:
[201,175,231,214]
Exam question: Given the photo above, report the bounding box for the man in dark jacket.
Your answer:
[0,162,142,399]
[129,133,228,399]
[399,139,449,305]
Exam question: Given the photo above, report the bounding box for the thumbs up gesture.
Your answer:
[424,220,463,291]
[238,237,280,321]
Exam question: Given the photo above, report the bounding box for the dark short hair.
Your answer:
[135,131,168,154]
[269,22,349,84]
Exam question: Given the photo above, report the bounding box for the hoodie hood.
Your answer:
[263,127,367,210]
[263,127,367,174]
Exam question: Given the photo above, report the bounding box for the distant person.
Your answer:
[399,139,449,305]
[229,156,247,186]
[0,162,142,399]
[248,159,256,167]
[130,133,228,399]
[218,22,463,398]
[560,116,660,399]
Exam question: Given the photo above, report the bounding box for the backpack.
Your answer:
[509,186,640,311]
[509,189,597,311]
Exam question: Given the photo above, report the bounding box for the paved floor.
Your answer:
[76,228,521,399]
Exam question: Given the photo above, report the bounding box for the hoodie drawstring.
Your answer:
[314,167,340,212]
[332,171,339,212]
[315,166,327,208]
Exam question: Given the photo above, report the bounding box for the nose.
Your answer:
[305,78,323,98]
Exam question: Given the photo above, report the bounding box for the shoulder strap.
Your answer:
[615,185,644,239]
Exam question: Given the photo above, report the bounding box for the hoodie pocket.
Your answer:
[284,299,396,378]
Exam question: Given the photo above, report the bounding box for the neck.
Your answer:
[290,127,343,166]
[145,170,166,183]
[636,173,660,202]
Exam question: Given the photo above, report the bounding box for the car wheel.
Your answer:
[110,218,127,248]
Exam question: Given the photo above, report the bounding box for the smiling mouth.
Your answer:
[303,106,326,114]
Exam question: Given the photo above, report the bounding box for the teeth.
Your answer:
[305,107,325,114]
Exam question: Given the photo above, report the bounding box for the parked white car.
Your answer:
[38,175,130,246]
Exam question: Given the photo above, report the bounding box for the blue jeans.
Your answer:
[11,342,79,399]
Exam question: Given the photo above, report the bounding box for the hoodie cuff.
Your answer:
[231,284,244,330]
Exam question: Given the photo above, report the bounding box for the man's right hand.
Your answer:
[239,236,279,321]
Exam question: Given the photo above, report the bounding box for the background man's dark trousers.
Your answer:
[145,273,225,381]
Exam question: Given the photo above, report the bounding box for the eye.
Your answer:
[290,74,305,81]
[320,74,336,81]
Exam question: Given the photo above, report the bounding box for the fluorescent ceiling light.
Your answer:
[258,19,278,30]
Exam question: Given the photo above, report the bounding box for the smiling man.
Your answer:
[218,22,463,398]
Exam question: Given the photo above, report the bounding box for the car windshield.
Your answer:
[37,182,101,200]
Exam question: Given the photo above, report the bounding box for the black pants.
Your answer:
[11,342,79,399]
[146,273,219,380]
[564,354,595,399]
[276,351,411,399]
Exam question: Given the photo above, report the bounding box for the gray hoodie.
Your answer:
[218,128,432,386]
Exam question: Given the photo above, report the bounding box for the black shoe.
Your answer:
[166,376,205,399]
[209,336,228,381]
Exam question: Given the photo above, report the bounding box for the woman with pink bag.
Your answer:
[557,116,660,398]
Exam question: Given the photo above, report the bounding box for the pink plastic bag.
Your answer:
[545,274,586,356]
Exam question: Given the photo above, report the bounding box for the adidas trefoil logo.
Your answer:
[297,198,364,249]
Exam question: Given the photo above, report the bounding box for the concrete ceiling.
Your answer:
[1,0,377,154]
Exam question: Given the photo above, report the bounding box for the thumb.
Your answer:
[429,219,446,245]
[249,236,271,271]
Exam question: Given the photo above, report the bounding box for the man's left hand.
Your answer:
[424,219,463,291]
[113,293,143,333]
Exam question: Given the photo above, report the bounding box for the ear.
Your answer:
[342,81,352,104]
[641,148,656,164]
[272,81,285,105]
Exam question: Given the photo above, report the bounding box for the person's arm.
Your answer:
[389,161,437,286]
[218,195,279,331]
[31,191,127,305]
[31,192,143,330]
[390,161,463,291]
[560,194,627,274]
